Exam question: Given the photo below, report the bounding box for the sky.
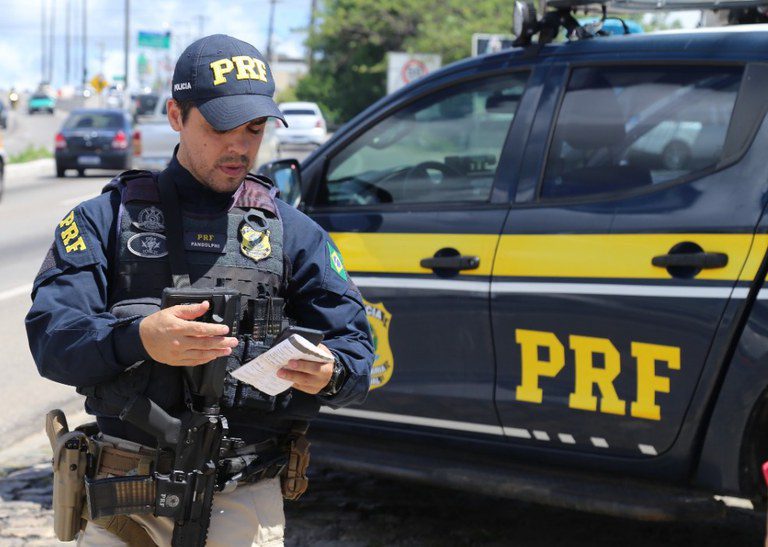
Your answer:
[0,0,311,91]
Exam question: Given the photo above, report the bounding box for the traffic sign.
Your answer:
[138,31,171,50]
[90,74,108,93]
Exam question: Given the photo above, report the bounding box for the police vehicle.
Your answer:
[264,0,768,519]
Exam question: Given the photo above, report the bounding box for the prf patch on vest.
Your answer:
[210,56,269,86]
[58,210,87,254]
[240,224,271,261]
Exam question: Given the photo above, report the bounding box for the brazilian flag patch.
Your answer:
[327,242,347,281]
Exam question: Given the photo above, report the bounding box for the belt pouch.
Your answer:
[85,475,156,519]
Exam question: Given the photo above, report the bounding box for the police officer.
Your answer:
[26,34,373,546]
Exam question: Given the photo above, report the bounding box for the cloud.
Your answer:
[0,0,310,91]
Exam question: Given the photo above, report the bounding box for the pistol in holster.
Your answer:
[281,421,311,501]
[45,409,92,542]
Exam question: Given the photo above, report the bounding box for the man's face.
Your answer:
[168,99,266,193]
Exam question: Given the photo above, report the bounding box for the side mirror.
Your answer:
[257,158,302,207]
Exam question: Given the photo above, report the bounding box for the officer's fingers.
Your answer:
[170,301,210,321]
[180,318,231,337]
[285,359,332,375]
[183,336,238,350]
[277,368,315,387]
[175,348,233,366]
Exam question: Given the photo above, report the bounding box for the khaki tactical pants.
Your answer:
[77,477,285,547]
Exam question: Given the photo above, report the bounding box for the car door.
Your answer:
[304,66,539,437]
[492,61,768,459]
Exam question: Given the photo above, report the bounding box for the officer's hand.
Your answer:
[277,344,334,395]
[139,301,239,367]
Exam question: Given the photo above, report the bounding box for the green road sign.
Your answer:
[138,31,171,49]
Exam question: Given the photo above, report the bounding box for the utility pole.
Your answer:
[266,0,277,64]
[49,0,56,84]
[82,0,87,89]
[41,0,47,84]
[195,14,205,39]
[308,0,318,69]
[65,0,71,84]
[124,0,130,89]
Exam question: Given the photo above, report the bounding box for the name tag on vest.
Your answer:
[184,231,227,253]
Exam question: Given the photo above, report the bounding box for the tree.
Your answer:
[297,0,512,125]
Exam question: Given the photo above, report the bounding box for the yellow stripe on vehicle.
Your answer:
[330,232,768,282]
[737,234,768,282]
[493,233,757,281]
[329,232,499,276]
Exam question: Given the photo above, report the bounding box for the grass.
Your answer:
[8,145,53,164]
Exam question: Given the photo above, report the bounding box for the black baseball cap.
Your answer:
[171,34,286,131]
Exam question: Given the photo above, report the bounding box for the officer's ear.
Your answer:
[167,99,183,132]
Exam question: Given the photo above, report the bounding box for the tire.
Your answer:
[56,164,66,178]
[77,169,85,177]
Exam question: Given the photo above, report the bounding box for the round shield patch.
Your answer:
[133,206,165,232]
[127,233,168,258]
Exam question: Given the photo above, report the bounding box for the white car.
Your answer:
[276,102,327,147]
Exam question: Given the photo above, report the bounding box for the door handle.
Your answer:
[420,255,480,271]
[651,252,728,269]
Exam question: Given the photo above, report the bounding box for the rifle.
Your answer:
[79,287,241,547]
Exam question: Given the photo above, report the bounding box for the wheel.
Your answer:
[56,164,66,178]
[77,169,85,177]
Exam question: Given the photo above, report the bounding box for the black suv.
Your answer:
[266,4,768,520]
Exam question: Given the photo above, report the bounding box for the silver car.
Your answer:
[276,102,327,147]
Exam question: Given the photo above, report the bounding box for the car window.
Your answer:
[64,112,124,130]
[282,109,317,116]
[541,65,744,200]
[318,73,529,207]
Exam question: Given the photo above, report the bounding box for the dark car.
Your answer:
[260,8,768,521]
[55,109,133,177]
[132,92,160,122]
[0,100,7,129]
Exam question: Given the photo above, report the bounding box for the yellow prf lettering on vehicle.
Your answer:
[567,335,626,416]
[630,342,681,421]
[210,58,235,86]
[58,210,87,253]
[515,329,565,404]
[514,328,681,421]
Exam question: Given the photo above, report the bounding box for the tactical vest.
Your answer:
[91,171,311,444]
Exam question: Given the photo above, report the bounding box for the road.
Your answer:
[0,111,763,546]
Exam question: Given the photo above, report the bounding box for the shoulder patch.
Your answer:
[327,241,348,281]
[53,208,97,267]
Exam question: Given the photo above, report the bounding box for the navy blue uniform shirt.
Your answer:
[26,156,373,413]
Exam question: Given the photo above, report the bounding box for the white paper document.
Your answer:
[230,334,333,396]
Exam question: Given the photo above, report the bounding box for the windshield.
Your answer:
[64,112,124,130]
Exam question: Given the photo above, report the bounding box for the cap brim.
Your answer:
[196,94,286,131]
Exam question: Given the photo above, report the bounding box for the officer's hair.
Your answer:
[174,99,196,125]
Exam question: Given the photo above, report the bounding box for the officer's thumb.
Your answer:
[172,300,210,321]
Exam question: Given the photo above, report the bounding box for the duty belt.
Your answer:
[85,442,287,520]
